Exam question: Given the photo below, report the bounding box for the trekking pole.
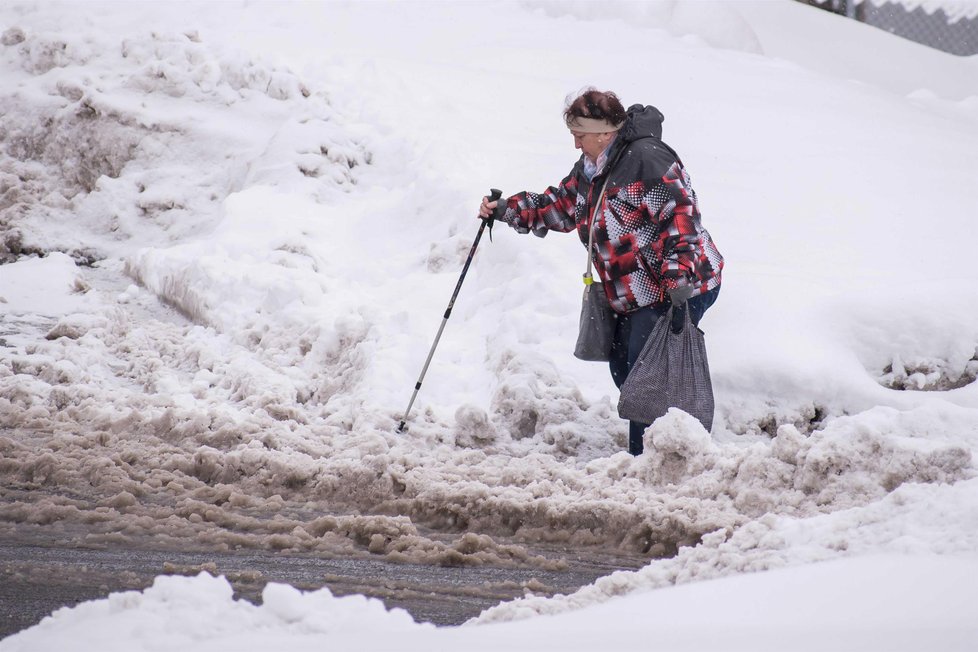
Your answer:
[397,189,503,433]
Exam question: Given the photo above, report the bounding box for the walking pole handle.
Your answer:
[484,188,502,240]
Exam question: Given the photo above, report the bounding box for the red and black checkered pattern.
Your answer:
[500,105,723,315]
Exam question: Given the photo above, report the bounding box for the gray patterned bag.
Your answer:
[573,175,617,362]
[617,306,714,431]
[573,282,617,361]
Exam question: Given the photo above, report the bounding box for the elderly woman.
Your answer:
[479,88,723,455]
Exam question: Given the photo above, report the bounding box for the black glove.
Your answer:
[668,285,694,333]
[668,285,694,306]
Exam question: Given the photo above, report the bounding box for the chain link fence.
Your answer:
[801,0,978,55]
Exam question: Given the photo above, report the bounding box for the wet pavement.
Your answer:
[0,539,647,638]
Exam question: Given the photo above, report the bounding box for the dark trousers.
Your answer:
[609,286,720,455]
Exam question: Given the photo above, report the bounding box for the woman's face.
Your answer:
[572,130,611,162]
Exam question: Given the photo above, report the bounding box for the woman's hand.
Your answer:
[478,196,498,219]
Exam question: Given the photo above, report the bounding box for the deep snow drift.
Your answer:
[1,0,977,650]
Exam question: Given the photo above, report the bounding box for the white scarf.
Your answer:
[583,135,617,181]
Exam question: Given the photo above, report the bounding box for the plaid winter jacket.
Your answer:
[500,104,724,315]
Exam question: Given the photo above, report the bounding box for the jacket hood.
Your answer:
[618,104,664,143]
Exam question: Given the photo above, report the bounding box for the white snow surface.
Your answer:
[1,0,977,650]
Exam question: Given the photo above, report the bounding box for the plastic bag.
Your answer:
[617,306,714,431]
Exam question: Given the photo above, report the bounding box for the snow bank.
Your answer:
[475,472,978,622]
[0,572,425,652]
[3,556,976,652]
[0,20,356,264]
[0,252,92,316]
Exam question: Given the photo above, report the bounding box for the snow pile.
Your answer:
[0,22,365,263]
[0,252,92,316]
[476,470,978,623]
[0,572,425,652]
[3,556,976,651]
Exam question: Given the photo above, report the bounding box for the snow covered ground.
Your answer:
[1,0,977,649]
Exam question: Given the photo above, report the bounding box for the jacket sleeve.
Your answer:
[652,163,709,291]
[499,169,579,237]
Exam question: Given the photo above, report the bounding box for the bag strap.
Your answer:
[582,148,626,288]
[583,175,612,287]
